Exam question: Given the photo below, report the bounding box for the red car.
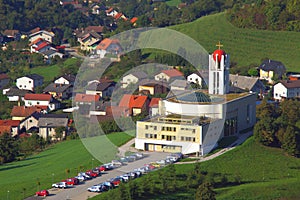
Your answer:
[62,178,79,186]
[110,177,123,186]
[86,170,98,177]
[98,165,106,172]
[36,190,49,197]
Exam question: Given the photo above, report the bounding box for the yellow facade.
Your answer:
[139,85,155,95]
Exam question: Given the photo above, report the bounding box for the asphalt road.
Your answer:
[40,152,170,200]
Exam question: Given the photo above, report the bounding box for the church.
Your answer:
[135,44,256,156]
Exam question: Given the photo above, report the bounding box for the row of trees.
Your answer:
[228,0,300,31]
[254,99,300,156]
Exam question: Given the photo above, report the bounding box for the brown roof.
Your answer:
[149,98,161,107]
[11,106,42,117]
[280,80,300,89]
[30,27,41,34]
[0,126,11,135]
[24,94,52,101]
[0,120,20,127]
[74,93,100,102]
[161,69,183,78]
[85,26,104,33]
[3,29,20,36]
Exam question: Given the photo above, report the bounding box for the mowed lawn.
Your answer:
[0,132,134,200]
[173,137,300,199]
[169,13,300,72]
[166,0,181,7]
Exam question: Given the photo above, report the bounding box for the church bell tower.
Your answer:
[208,42,230,95]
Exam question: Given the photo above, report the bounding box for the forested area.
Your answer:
[227,0,300,31]
[254,99,300,157]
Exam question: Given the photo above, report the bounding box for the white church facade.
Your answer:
[135,44,256,156]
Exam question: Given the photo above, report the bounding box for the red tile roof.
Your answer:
[161,69,183,78]
[35,42,49,51]
[106,7,114,13]
[11,106,42,117]
[24,94,52,101]
[74,93,100,102]
[130,17,138,24]
[149,98,161,107]
[114,13,123,20]
[119,94,148,109]
[30,38,43,46]
[0,120,20,127]
[96,38,120,50]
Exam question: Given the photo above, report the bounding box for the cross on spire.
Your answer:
[216,41,223,49]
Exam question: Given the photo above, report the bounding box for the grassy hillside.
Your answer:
[0,132,134,200]
[170,12,300,72]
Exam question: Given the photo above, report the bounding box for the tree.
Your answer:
[0,132,18,163]
[195,182,216,200]
[55,126,66,141]
[248,67,259,76]
[282,126,300,156]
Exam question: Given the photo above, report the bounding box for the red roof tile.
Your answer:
[149,98,161,107]
[0,126,11,135]
[35,42,49,51]
[119,94,148,109]
[161,69,183,78]
[106,7,114,13]
[30,38,43,46]
[114,13,123,20]
[0,120,20,127]
[11,106,42,117]
[74,93,100,102]
[24,94,52,101]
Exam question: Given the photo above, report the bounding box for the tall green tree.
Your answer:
[195,182,216,200]
[0,132,18,163]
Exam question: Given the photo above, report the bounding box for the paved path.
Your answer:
[117,138,137,157]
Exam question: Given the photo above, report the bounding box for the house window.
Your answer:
[172,136,176,140]
[154,126,157,130]
[154,134,157,139]
[193,137,196,142]
[145,125,148,129]
[166,135,172,141]
[192,129,195,133]
[29,120,32,123]
[145,134,149,138]
[190,78,192,80]
[181,136,184,141]
[162,135,165,139]
[29,81,31,83]
[37,102,40,105]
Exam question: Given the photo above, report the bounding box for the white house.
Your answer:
[19,112,41,132]
[121,72,147,88]
[16,74,44,91]
[187,71,207,87]
[273,80,300,101]
[170,79,190,91]
[86,82,115,98]
[3,87,33,102]
[23,94,60,111]
[154,69,184,82]
[95,38,123,59]
[54,74,76,85]
[29,30,55,43]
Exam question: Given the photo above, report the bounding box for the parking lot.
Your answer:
[42,151,170,200]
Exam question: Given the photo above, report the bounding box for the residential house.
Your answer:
[229,74,266,94]
[273,80,300,101]
[106,7,118,17]
[16,74,44,91]
[19,112,42,132]
[130,17,138,26]
[11,106,44,121]
[86,81,115,98]
[43,49,64,62]
[138,79,168,95]
[119,94,149,116]
[0,120,20,137]
[95,38,123,59]
[288,74,300,81]
[30,38,49,53]
[55,74,76,85]
[259,59,286,83]
[170,80,190,91]
[149,98,161,116]
[74,93,101,105]
[121,71,147,88]
[3,87,33,102]
[37,114,69,140]
[43,83,73,100]
[187,70,208,87]
[154,69,184,82]
[0,74,10,89]
[2,29,21,41]
[24,94,60,111]
[78,31,102,51]
[29,30,55,43]
[60,0,79,6]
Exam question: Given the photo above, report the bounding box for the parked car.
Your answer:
[119,174,130,182]
[111,160,123,167]
[36,190,49,197]
[62,178,79,186]
[86,170,99,178]
[149,162,161,168]
[97,165,106,172]
[87,185,106,193]
[171,152,184,159]
[134,167,149,174]
[125,156,135,162]
[103,163,114,170]
[102,181,115,189]
[110,177,124,186]
[120,157,129,163]
[78,172,92,180]
[52,181,68,189]
[166,155,179,163]
[133,152,144,159]
[75,175,86,182]
[156,159,168,166]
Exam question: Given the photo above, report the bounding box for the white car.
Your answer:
[52,182,67,189]
[75,175,86,182]
[87,185,103,193]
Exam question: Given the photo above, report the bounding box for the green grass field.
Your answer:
[0,132,134,200]
[30,58,80,82]
[167,12,300,72]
